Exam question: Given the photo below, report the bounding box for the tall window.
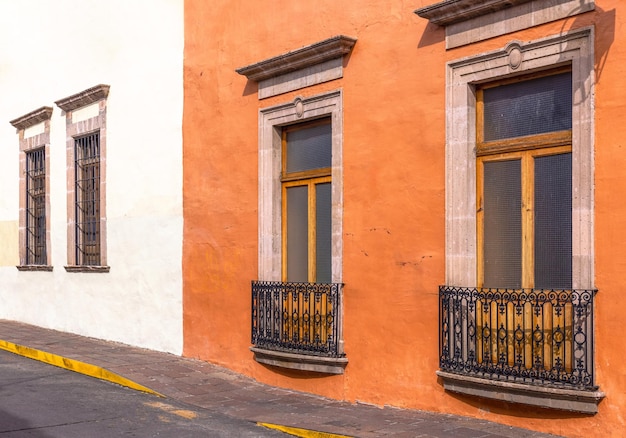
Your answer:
[55,84,109,271]
[25,148,47,265]
[11,106,53,271]
[473,70,576,380]
[440,30,598,410]
[476,70,572,290]
[282,119,332,283]
[74,133,101,266]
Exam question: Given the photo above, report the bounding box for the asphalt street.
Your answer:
[0,349,287,437]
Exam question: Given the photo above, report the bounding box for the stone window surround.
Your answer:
[441,27,603,413]
[415,0,595,49]
[236,35,356,99]
[254,90,346,374]
[55,84,110,273]
[11,106,54,272]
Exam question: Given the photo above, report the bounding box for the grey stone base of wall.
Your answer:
[250,347,348,374]
[437,370,604,414]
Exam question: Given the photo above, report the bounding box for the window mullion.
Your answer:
[476,158,485,288]
[308,180,316,283]
[281,184,288,282]
[521,152,534,289]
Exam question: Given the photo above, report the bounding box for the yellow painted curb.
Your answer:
[258,422,353,438]
[0,339,164,397]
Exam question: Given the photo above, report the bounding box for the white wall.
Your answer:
[0,0,184,354]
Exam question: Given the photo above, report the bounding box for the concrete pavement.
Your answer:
[0,320,562,438]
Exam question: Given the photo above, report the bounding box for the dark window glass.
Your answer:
[75,132,101,266]
[534,153,572,289]
[483,159,522,289]
[286,122,331,173]
[25,148,46,265]
[315,182,332,283]
[286,185,309,283]
[483,72,572,141]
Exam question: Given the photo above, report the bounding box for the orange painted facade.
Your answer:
[182,1,626,436]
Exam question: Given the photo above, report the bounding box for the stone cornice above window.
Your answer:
[415,0,533,26]
[10,106,53,130]
[415,0,594,49]
[236,35,356,82]
[55,84,110,112]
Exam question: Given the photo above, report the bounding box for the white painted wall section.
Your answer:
[0,0,184,355]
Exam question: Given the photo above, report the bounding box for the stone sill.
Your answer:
[64,265,110,273]
[437,370,604,414]
[251,346,348,375]
[16,265,53,272]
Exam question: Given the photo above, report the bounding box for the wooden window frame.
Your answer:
[280,119,332,283]
[476,68,572,157]
[477,145,572,289]
[476,71,572,289]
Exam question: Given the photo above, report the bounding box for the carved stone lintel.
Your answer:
[506,42,523,69]
[294,98,304,118]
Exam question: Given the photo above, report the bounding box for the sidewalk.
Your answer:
[0,320,561,438]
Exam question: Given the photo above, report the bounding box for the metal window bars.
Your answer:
[252,281,344,357]
[439,286,597,390]
[25,148,46,265]
[74,133,101,266]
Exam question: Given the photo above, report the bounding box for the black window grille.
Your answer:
[75,132,101,266]
[439,286,597,390]
[25,148,46,265]
[252,281,344,357]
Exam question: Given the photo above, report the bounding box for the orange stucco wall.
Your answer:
[183,1,626,436]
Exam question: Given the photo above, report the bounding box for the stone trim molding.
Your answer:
[55,84,110,112]
[258,90,343,284]
[257,90,345,366]
[444,27,594,290]
[237,36,356,99]
[416,0,594,49]
[236,35,356,82]
[251,347,348,375]
[437,371,605,414]
[13,107,53,268]
[415,0,534,26]
[10,106,53,130]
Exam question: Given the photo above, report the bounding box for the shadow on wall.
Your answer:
[417,21,445,48]
[556,4,615,107]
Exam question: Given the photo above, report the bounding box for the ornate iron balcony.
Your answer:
[439,286,597,390]
[252,281,344,358]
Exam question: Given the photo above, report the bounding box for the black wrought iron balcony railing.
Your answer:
[252,281,344,358]
[439,286,597,390]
